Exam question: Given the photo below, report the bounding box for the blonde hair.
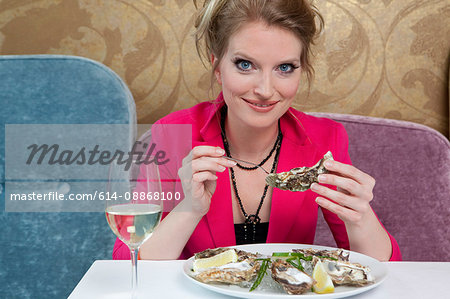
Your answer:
[193,0,324,87]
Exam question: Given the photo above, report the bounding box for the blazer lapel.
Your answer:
[267,140,318,243]
[267,110,321,243]
[197,98,236,248]
[206,152,236,248]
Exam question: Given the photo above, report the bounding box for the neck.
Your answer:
[224,114,279,162]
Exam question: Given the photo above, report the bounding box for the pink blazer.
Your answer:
[113,93,401,261]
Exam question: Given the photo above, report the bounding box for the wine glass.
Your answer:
[106,155,163,298]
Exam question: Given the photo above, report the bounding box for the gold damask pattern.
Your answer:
[0,0,448,136]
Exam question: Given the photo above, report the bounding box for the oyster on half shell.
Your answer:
[192,248,260,285]
[271,259,315,295]
[265,151,334,191]
[293,248,350,262]
[312,256,374,286]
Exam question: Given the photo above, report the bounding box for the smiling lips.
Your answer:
[243,98,279,111]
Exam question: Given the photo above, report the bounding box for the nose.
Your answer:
[254,71,274,99]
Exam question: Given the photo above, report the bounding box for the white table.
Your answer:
[69,260,450,299]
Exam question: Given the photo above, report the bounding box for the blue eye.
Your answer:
[279,64,293,73]
[236,59,252,71]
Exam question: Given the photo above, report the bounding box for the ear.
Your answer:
[211,53,222,85]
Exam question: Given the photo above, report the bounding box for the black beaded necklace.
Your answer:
[220,108,283,242]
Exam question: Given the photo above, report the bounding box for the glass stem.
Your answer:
[130,247,138,299]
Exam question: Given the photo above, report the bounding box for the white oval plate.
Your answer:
[182,243,387,299]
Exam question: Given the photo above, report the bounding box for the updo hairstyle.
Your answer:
[193,0,324,86]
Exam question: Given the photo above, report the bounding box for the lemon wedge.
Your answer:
[193,249,238,272]
[312,259,335,294]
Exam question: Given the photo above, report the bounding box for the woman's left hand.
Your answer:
[310,159,376,227]
[311,159,393,261]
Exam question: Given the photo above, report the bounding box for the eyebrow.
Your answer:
[232,51,300,65]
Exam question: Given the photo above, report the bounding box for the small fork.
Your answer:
[223,156,270,174]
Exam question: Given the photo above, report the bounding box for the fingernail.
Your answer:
[315,197,322,204]
[324,160,333,168]
[219,166,226,172]
[226,160,237,166]
[318,174,326,183]
[310,183,319,191]
[216,148,225,155]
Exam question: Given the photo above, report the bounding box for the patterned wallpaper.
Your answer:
[1,0,449,136]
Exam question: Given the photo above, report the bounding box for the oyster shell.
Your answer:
[195,247,259,261]
[313,256,374,286]
[271,259,315,295]
[192,248,260,285]
[292,248,350,262]
[265,151,334,191]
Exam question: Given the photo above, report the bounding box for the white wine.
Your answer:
[106,203,162,249]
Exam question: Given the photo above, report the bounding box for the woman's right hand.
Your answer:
[178,146,236,216]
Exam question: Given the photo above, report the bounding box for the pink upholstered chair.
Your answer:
[310,113,450,261]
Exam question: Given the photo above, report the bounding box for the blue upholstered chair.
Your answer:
[0,55,136,298]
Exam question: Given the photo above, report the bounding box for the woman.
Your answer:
[113,0,401,261]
